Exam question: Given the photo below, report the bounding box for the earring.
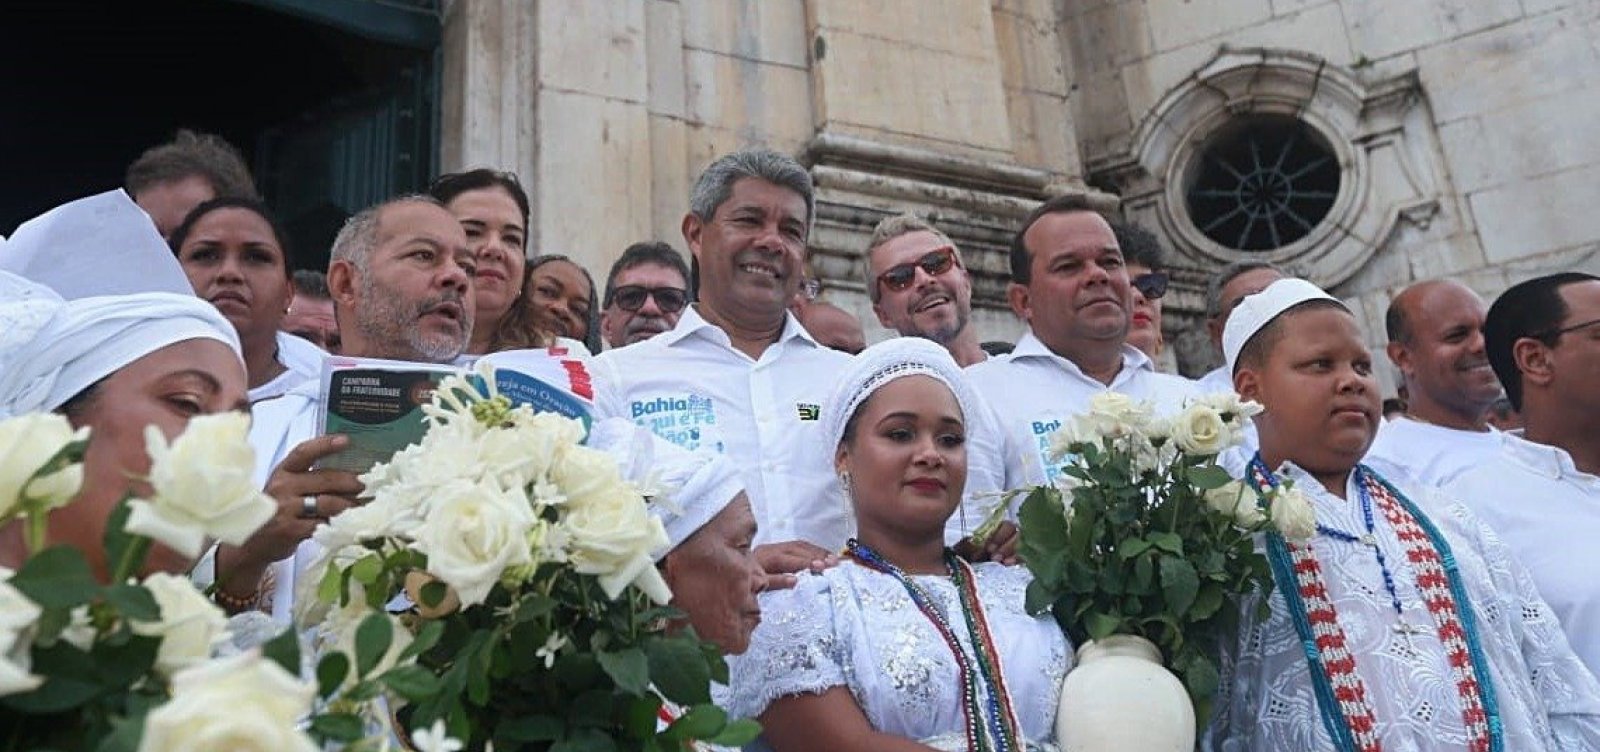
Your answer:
[838,471,851,496]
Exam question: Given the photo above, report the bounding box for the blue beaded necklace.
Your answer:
[845,539,1022,752]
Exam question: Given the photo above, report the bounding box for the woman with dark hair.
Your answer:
[427,169,559,353]
[529,254,602,353]
[169,197,322,402]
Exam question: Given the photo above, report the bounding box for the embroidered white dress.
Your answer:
[1207,460,1600,751]
[728,560,1070,751]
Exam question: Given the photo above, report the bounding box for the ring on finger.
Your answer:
[300,496,320,519]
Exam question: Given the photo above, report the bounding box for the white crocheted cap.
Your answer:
[822,337,980,457]
[1222,277,1346,374]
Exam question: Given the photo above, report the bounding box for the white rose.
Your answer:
[138,651,318,752]
[1084,392,1152,438]
[551,444,627,505]
[0,573,41,696]
[1170,404,1232,456]
[562,481,671,603]
[131,572,229,677]
[1197,391,1264,430]
[412,480,535,607]
[0,413,87,519]
[1046,418,1093,462]
[1270,486,1318,541]
[1203,480,1265,527]
[126,413,276,558]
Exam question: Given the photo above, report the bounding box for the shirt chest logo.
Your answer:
[795,403,821,421]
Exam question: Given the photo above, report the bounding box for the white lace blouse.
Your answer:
[728,559,1070,750]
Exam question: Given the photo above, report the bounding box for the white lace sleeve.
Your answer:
[1429,496,1600,749]
[726,572,848,720]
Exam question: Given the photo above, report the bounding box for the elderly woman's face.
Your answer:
[836,375,967,539]
[58,339,248,580]
[176,207,292,342]
[661,496,765,655]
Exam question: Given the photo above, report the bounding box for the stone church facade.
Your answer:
[435,0,1600,385]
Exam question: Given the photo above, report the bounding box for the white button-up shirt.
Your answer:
[1366,416,1502,486]
[1195,364,1233,394]
[966,332,1200,483]
[1445,431,1600,679]
[591,306,852,549]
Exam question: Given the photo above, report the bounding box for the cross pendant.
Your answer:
[1392,621,1429,650]
[1359,533,1378,547]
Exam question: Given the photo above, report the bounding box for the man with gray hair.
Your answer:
[1195,260,1285,392]
[204,195,477,619]
[864,213,988,367]
[592,148,849,584]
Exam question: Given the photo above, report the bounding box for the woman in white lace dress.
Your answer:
[728,338,1070,752]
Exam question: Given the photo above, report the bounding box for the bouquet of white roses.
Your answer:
[300,370,756,752]
[1017,392,1312,720]
[0,411,314,751]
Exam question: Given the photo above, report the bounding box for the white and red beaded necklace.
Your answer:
[1247,457,1503,752]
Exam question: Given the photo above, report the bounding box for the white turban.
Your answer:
[0,271,242,419]
[823,337,982,456]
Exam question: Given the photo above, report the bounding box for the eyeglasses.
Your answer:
[1131,271,1169,300]
[1533,316,1600,342]
[610,285,688,314]
[877,248,959,294]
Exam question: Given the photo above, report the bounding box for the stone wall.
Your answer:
[1065,0,1600,387]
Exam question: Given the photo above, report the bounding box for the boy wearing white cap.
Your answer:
[1207,279,1600,750]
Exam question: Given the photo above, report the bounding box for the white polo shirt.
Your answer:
[591,306,852,549]
[1365,416,1501,486]
[966,332,1200,484]
[1444,431,1600,678]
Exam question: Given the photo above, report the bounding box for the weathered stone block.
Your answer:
[683,49,814,145]
[538,1,647,103]
[1343,0,1521,62]
[646,0,687,119]
[536,90,653,274]
[1060,0,1154,76]
[1417,9,1600,123]
[1144,0,1272,53]
[1470,162,1600,264]
[680,0,809,68]
[648,114,690,246]
[1438,88,1600,195]
[993,7,1069,96]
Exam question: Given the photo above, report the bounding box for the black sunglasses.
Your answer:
[877,248,959,294]
[611,285,688,314]
[1131,271,1169,300]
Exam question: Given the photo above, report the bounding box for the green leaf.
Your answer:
[1189,584,1226,620]
[10,546,99,610]
[316,560,344,605]
[0,642,100,713]
[707,718,763,746]
[1117,538,1154,560]
[261,628,301,677]
[552,728,617,752]
[354,613,394,679]
[1159,557,1200,618]
[647,637,711,706]
[515,592,557,622]
[310,713,366,742]
[398,619,445,663]
[1084,611,1121,641]
[349,554,383,585]
[664,704,727,741]
[1182,653,1220,702]
[92,633,160,689]
[597,648,650,695]
[316,652,350,698]
[419,580,447,609]
[1024,578,1055,615]
[1131,555,1155,594]
[1147,531,1184,556]
[382,664,442,701]
[1188,464,1234,490]
[103,583,159,622]
[497,715,563,742]
[100,501,139,587]
[92,710,147,752]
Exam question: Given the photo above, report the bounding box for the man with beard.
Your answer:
[600,241,690,349]
[203,195,477,620]
[1446,272,1600,676]
[865,214,988,366]
[1365,280,1504,485]
[967,195,1197,484]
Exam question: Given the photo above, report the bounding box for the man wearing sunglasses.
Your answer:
[1446,272,1600,677]
[967,195,1198,486]
[865,214,988,367]
[600,241,691,349]
[591,148,849,590]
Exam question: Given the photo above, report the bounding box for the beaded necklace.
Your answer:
[844,539,1023,752]
[1246,457,1502,752]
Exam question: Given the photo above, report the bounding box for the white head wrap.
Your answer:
[1222,277,1345,374]
[823,337,981,457]
[0,271,242,419]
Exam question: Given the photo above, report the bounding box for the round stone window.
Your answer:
[1183,115,1340,252]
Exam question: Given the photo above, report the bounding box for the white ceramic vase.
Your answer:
[1055,635,1195,752]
